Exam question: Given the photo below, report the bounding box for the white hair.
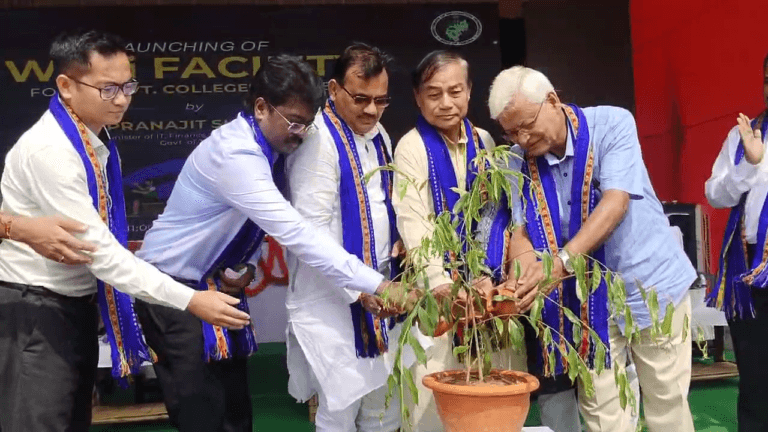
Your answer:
[488,66,555,120]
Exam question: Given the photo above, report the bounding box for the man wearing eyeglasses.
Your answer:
[283,43,424,432]
[488,66,696,432]
[391,50,501,431]
[133,53,404,432]
[0,30,252,432]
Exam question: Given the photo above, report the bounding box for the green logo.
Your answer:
[431,12,482,46]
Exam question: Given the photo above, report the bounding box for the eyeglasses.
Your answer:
[502,102,544,144]
[269,104,317,136]
[68,77,139,101]
[339,85,391,108]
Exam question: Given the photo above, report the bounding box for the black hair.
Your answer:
[331,43,393,85]
[49,29,128,76]
[412,50,471,90]
[244,54,325,113]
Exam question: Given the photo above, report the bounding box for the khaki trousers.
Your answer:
[578,294,693,432]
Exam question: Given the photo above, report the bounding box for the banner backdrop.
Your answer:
[0,4,500,342]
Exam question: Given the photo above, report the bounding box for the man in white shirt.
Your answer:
[705,52,768,432]
[393,51,523,431]
[285,43,427,432]
[0,30,249,432]
[135,54,401,432]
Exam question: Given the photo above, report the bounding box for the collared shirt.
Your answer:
[136,114,384,295]
[705,124,768,243]
[0,110,194,310]
[513,106,696,333]
[284,112,426,412]
[393,121,495,288]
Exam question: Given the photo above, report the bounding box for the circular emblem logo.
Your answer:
[431,11,483,46]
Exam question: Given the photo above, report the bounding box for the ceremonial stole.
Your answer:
[195,111,278,362]
[708,113,768,320]
[49,94,150,386]
[323,100,399,358]
[484,194,513,284]
[520,104,610,376]
[417,115,487,279]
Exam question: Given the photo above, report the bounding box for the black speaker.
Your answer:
[662,202,712,278]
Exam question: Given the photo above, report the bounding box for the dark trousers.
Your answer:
[135,299,252,432]
[729,286,768,432]
[0,281,98,432]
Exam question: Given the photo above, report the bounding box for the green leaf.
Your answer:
[590,266,602,294]
[403,366,419,406]
[637,280,648,303]
[493,317,505,337]
[453,345,469,356]
[661,302,675,336]
[407,333,427,366]
[483,351,493,377]
[595,343,606,376]
[683,314,690,342]
[542,327,553,347]
[542,253,553,278]
[563,307,581,325]
[530,295,544,324]
[567,346,580,383]
[624,305,634,344]
[508,319,524,350]
[514,259,522,280]
[397,179,409,201]
[547,349,557,376]
[417,306,435,337]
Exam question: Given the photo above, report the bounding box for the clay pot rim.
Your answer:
[422,369,540,397]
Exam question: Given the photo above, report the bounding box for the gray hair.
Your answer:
[488,66,554,120]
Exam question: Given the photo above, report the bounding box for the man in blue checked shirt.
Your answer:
[488,66,696,432]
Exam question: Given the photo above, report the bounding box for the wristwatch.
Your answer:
[557,249,574,275]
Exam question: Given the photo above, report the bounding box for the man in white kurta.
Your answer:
[285,44,427,432]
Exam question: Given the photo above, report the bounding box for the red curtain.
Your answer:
[631,0,767,270]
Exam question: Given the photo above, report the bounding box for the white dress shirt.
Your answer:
[705,124,768,244]
[284,112,428,412]
[0,110,193,310]
[137,113,384,296]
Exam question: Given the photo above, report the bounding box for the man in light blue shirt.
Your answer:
[489,66,696,432]
[134,55,399,432]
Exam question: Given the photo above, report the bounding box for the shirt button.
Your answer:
[567,200,572,206]
[563,172,568,177]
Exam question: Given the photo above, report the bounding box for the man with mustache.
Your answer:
[489,66,696,432]
[134,55,403,432]
[705,52,768,432]
[0,30,250,432]
[285,43,428,432]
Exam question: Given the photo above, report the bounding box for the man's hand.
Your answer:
[187,290,251,329]
[514,257,566,312]
[390,239,407,259]
[218,264,256,296]
[12,215,97,265]
[360,293,387,317]
[738,113,764,165]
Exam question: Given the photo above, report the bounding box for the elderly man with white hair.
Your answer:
[488,66,696,432]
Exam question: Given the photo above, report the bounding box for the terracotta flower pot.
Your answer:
[422,369,540,432]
